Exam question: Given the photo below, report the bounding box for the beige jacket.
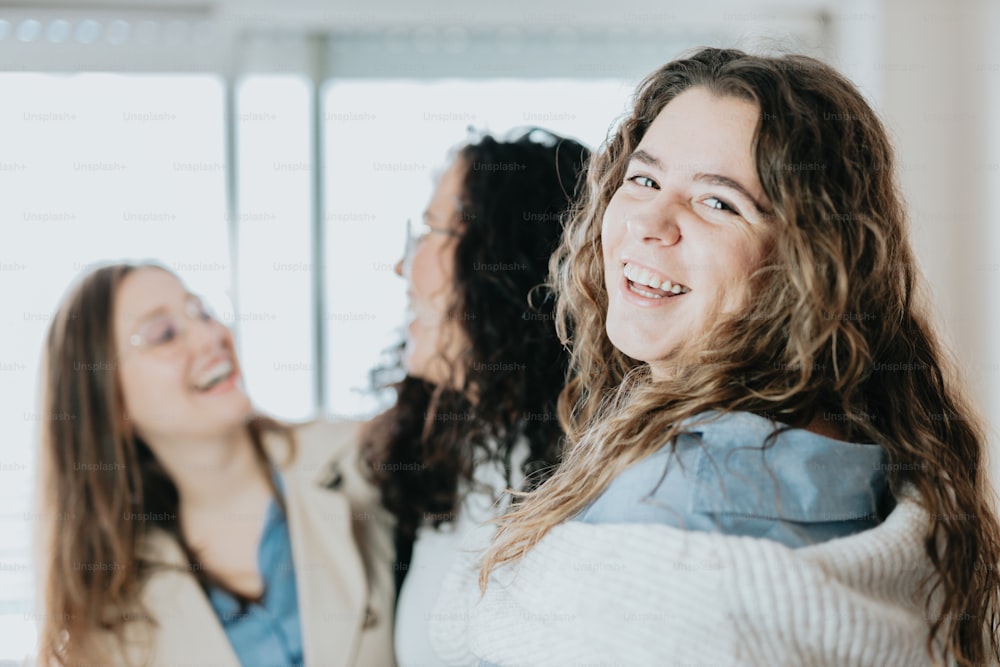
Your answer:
[109,420,395,666]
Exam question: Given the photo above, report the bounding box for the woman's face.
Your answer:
[114,267,251,444]
[602,87,772,376]
[396,158,469,387]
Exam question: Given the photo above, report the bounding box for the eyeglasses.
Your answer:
[128,295,218,350]
[401,217,460,275]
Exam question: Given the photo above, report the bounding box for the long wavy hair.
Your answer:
[481,48,1000,666]
[36,263,290,666]
[361,129,590,542]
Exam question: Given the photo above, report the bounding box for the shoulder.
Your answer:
[577,411,889,546]
[264,419,361,477]
[450,497,936,664]
[282,419,379,502]
[289,418,363,463]
[295,416,363,441]
[684,411,887,524]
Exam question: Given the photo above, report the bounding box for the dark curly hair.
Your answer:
[361,129,591,554]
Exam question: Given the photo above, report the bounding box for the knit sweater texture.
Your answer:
[429,494,947,666]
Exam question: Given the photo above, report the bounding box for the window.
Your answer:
[322,78,633,418]
[0,72,631,660]
[234,75,315,422]
[0,72,227,659]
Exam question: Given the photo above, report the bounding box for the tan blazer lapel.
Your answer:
[130,421,381,667]
[138,531,242,666]
[283,452,368,667]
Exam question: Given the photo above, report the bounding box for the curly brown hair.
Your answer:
[482,48,1000,666]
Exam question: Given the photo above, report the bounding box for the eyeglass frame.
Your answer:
[401,216,461,276]
[125,293,219,352]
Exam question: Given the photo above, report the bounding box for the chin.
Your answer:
[409,359,453,388]
[607,330,673,367]
[607,325,645,359]
[403,358,432,384]
[406,365,439,386]
[214,394,254,423]
[218,410,256,436]
[236,398,255,418]
[401,347,421,377]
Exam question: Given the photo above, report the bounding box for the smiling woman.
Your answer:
[114,269,251,440]
[361,129,590,667]
[430,48,1000,667]
[35,263,395,667]
[602,88,773,372]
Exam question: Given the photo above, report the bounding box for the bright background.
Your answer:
[2,0,999,661]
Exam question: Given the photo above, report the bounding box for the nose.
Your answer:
[394,257,404,277]
[188,314,227,353]
[626,199,682,246]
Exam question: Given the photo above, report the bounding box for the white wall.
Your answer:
[876,0,1000,492]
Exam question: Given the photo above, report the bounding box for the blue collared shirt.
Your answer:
[207,471,304,667]
[574,411,888,547]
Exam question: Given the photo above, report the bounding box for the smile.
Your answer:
[623,262,691,299]
[192,358,236,392]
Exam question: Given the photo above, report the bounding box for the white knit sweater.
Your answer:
[428,496,948,666]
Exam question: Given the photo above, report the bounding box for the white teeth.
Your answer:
[629,285,663,299]
[623,262,691,295]
[194,359,233,391]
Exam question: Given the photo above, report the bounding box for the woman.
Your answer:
[360,129,590,666]
[36,264,395,666]
[430,49,1000,666]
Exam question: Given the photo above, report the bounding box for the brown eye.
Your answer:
[704,196,738,215]
[627,175,658,189]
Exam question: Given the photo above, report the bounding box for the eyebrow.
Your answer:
[628,149,664,170]
[133,305,169,326]
[133,293,200,325]
[626,149,770,215]
[692,173,770,215]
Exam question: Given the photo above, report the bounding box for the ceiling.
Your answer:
[0,0,844,74]
[0,0,836,31]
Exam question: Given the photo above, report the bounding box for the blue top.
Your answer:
[573,411,888,547]
[207,471,304,667]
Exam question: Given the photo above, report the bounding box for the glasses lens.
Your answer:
[134,315,179,348]
[129,296,215,349]
[185,295,214,322]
